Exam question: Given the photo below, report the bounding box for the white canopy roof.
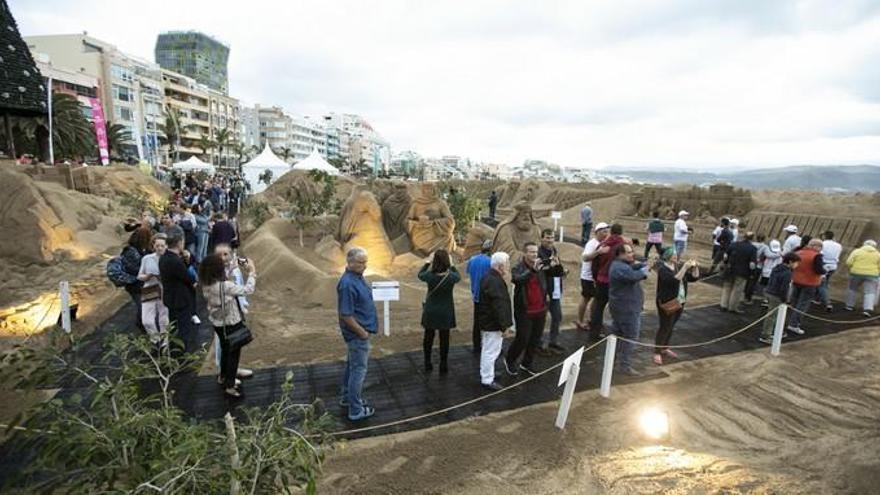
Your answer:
[242,143,292,194]
[291,147,340,176]
[172,155,215,174]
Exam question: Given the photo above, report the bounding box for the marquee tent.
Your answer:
[171,155,215,174]
[242,143,291,194]
[291,147,340,176]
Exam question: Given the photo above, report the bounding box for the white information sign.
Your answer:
[551,211,562,220]
[371,281,400,302]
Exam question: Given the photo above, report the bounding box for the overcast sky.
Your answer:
[13,0,880,170]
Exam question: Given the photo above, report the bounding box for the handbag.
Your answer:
[141,283,161,302]
[220,282,253,350]
[659,297,682,315]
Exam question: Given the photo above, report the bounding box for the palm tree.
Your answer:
[213,127,231,168]
[276,146,293,163]
[105,121,132,160]
[16,93,95,162]
[197,134,215,162]
[158,107,182,162]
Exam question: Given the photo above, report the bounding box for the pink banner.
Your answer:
[89,97,110,165]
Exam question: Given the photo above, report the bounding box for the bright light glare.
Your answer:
[639,407,669,440]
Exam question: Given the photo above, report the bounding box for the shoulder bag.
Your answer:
[220,282,253,350]
[659,297,682,315]
[423,272,451,307]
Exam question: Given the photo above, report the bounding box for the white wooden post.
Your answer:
[559,226,565,243]
[553,217,559,233]
[555,363,580,430]
[600,335,617,397]
[59,281,71,334]
[771,303,787,356]
[383,300,390,337]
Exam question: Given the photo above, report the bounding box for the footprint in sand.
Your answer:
[417,456,437,474]
[496,421,523,434]
[379,455,410,474]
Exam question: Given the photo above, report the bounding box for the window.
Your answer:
[111,64,134,83]
[114,106,134,122]
[113,84,132,102]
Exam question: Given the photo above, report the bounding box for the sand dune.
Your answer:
[320,327,880,494]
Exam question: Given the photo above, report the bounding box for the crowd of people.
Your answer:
[335,207,880,422]
[112,171,258,398]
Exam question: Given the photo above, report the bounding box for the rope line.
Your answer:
[320,337,610,437]
[22,296,59,344]
[785,305,880,325]
[614,307,778,348]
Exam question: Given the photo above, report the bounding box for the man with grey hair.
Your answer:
[337,247,378,421]
[476,251,514,391]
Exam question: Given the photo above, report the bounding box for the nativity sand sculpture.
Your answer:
[491,202,543,261]
[381,182,413,244]
[405,183,456,256]
[337,189,395,271]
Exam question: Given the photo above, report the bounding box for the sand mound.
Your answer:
[242,217,339,306]
[0,167,119,263]
[260,170,360,207]
[83,165,169,205]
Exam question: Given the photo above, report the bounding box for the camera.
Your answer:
[237,257,248,265]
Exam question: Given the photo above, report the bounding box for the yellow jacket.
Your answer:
[846,245,880,277]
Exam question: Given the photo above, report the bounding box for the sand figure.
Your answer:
[381,182,413,242]
[406,183,456,256]
[462,223,495,258]
[491,202,542,261]
[337,190,395,271]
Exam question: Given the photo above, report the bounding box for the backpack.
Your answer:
[107,256,137,287]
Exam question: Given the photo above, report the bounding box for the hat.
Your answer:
[481,240,494,251]
[784,225,798,233]
[678,210,689,217]
[769,240,781,253]
[730,218,739,225]
[594,222,610,232]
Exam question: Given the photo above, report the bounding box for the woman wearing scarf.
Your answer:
[653,247,700,365]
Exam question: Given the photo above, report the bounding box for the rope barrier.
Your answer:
[22,296,59,344]
[614,306,778,349]
[319,337,610,438]
[785,305,880,325]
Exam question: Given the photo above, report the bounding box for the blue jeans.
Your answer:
[582,222,592,245]
[816,270,834,305]
[788,284,817,329]
[196,231,210,263]
[341,337,371,417]
[610,312,641,369]
[674,240,687,257]
[542,298,562,347]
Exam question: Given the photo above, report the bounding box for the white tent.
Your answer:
[291,147,340,176]
[242,143,292,194]
[172,155,216,174]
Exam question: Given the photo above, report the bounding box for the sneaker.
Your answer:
[191,315,201,325]
[482,381,504,391]
[845,306,854,311]
[618,366,643,377]
[503,359,519,377]
[224,387,242,398]
[758,336,773,345]
[662,349,679,359]
[653,354,663,365]
[811,300,823,306]
[348,405,375,421]
[863,311,873,318]
[217,376,242,387]
[518,364,537,376]
[826,305,833,313]
[787,325,804,335]
[236,368,254,379]
[548,343,566,353]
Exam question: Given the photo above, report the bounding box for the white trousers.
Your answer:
[141,299,169,344]
[480,331,504,385]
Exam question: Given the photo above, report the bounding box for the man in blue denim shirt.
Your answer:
[337,247,378,421]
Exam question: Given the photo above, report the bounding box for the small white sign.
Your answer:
[558,347,584,387]
[371,281,400,302]
[551,211,562,220]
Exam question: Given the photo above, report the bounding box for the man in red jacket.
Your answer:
[589,223,627,338]
[787,238,826,335]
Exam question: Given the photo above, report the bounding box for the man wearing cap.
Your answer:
[590,223,627,339]
[782,225,801,255]
[576,223,610,333]
[466,240,494,353]
[720,231,758,313]
[673,211,690,259]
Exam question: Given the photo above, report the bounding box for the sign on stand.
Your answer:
[556,347,584,429]
[551,211,562,233]
[371,281,400,337]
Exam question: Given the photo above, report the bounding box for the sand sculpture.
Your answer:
[491,202,542,259]
[631,184,753,220]
[381,182,413,242]
[462,222,495,259]
[337,189,395,270]
[405,183,456,256]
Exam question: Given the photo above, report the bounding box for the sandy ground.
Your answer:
[319,326,880,494]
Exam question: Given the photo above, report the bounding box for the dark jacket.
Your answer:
[511,259,548,320]
[655,262,699,303]
[120,245,145,291]
[211,220,236,247]
[538,245,566,296]
[765,264,793,300]
[725,240,758,278]
[419,264,461,330]
[476,269,513,332]
[159,250,195,311]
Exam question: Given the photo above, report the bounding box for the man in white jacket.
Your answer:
[817,230,842,312]
[782,225,801,255]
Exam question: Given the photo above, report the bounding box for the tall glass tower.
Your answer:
[155,31,229,94]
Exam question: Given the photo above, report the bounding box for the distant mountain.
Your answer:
[591,165,880,192]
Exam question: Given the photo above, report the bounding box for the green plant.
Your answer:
[246,200,272,229]
[258,169,274,186]
[14,93,96,162]
[289,170,338,247]
[105,120,132,159]
[446,188,483,243]
[1,331,329,494]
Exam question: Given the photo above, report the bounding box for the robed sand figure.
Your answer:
[406,183,456,256]
[491,202,542,262]
[337,189,395,271]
